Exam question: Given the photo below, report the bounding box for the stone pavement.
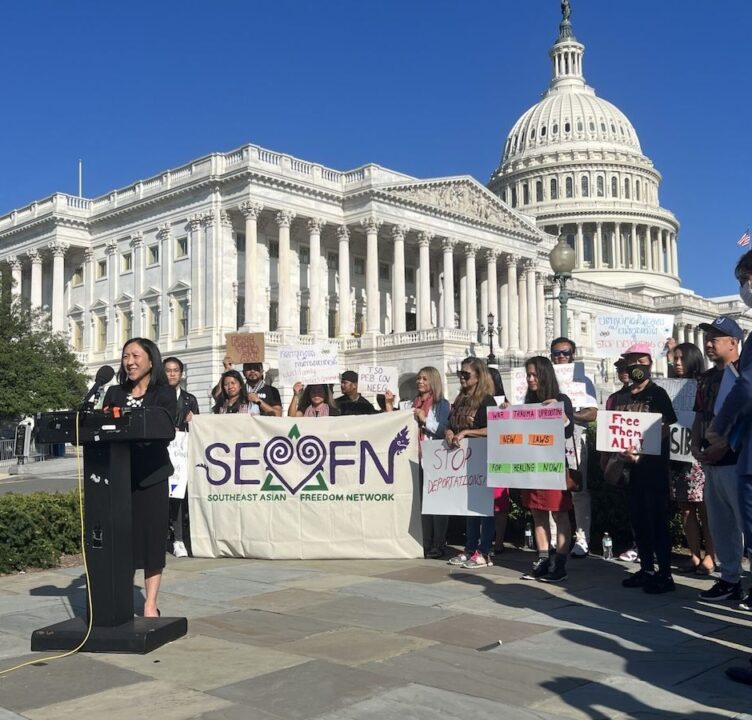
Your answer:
[1,550,751,720]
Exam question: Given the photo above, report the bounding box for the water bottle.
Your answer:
[602,532,613,560]
[525,522,533,550]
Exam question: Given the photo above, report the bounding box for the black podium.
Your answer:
[31,408,187,653]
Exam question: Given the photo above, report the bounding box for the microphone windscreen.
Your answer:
[95,365,116,385]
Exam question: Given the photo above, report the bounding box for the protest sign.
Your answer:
[278,345,340,387]
[225,332,265,364]
[596,410,662,455]
[654,378,697,462]
[358,365,399,395]
[593,311,674,359]
[421,438,494,516]
[508,365,588,407]
[168,431,189,499]
[188,412,422,559]
[486,403,567,490]
[509,367,528,404]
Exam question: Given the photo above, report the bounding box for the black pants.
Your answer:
[628,467,672,577]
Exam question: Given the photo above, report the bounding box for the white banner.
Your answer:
[596,409,662,456]
[278,345,340,387]
[508,365,588,408]
[421,438,494,516]
[654,378,697,462]
[187,412,422,559]
[486,403,567,490]
[358,365,399,396]
[168,431,189,499]
[593,311,674,359]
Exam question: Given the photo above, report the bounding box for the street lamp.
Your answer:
[480,312,498,366]
[549,234,576,338]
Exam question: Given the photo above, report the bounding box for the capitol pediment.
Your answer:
[374,178,541,238]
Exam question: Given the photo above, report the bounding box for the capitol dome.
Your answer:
[488,10,680,293]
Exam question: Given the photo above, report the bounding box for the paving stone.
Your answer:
[672,655,752,713]
[163,557,251,574]
[0,709,27,720]
[230,588,336,613]
[189,608,343,646]
[22,679,232,720]
[277,559,424,576]
[0,654,151,712]
[160,574,278,602]
[0,604,82,640]
[338,578,480,607]
[150,591,237,620]
[374,565,456,584]
[402,611,551,648]
[361,643,598,706]
[193,705,281,720]
[308,683,564,719]
[0,594,63,615]
[97,634,309,690]
[209,659,405,720]
[277,627,434,666]
[202,562,321,585]
[281,574,379,592]
[438,590,575,619]
[287,595,458,632]
[0,630,32,660]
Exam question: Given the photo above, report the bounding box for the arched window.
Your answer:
[523,183,530,205]
[588,120,595,132]
[597,176,605,197]
[550,177,559,200]
[552,123,558,135]
[610,123,616,133]
[635,179,641,201]
[541,125,547,137]
[576,120,583,132]
[565,177,573,198]
[581,176,589,197]
[530,128,536,140]
[564,121,571,133]
[624,178,631,199]
[536,180,543,202]
[600,121,606,132]
[611,177,618,197]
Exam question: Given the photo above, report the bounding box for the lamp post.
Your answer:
[480,312,498,366]
[549,234,576,338]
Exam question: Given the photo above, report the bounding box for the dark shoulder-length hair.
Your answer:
[213,369,249,413]
[674,342,705,379]
[524,355,560,403]
[117,337,168,389]
[298,384,338,414]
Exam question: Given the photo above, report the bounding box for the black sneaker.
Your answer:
[522,556,550,580]
[643,574,676,594]
[622,569,652,588]
[539,565,567,583]
[740,590,752,611]
[699,579,742,602]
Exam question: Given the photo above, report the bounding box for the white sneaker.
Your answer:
[173,540,188,558]
[570,529,588,558]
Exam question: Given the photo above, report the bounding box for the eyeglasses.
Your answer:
[551,349,573,358]
[457,371,473,380]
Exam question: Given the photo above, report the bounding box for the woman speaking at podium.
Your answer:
[103,338,177,618]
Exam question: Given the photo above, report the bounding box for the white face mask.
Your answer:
[740,280,752,308]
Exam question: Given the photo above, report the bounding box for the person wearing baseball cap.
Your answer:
[603,342,677,594]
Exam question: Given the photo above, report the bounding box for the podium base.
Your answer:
[31,616,187,654]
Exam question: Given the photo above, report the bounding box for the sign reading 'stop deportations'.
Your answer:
[486,403,567,490]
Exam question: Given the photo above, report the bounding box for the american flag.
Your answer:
[739,228,751,247]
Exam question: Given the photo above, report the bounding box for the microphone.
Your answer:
[81,365,116,411]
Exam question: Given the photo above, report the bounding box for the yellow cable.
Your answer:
[0,412,96,675]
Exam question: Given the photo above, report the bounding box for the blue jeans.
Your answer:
[465,516,495,556]
[739,474,752,557]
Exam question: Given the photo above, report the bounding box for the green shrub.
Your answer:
[0,491,81,573]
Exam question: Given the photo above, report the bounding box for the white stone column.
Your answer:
[417,231,432,330]
[576,223,584,268]
[646,228,654,272]
[609,224,618,269]
[83,249,95,348]
[306,218,324,336]
[337,225,351,337]
[459,273,467,329]
[391,225,407,334]
[671,233,679,276]
[465,243,478,334]
[7,257,22,298]
[129,233,144,336]
[187,217,202,331]
[48,241,69,333]
[158,223,172,340]
[240,200,263,330]
[485,249,499,339]
[479,271,488,334]
[362,217,382,335]
[499,262,509,349]
[525,260,537,351]
[631,224,639,270]
[594,222,603,269]
[518,269,528,352]
[536,273,546,350]
[506,255,520,352]
[201,211,217,330]
[28,249,42,309]
[275,210,295,333]
[441,238,456,329]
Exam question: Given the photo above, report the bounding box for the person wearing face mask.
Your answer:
[604,343,677,594]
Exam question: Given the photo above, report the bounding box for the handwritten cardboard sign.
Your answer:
[594,311,674,359]
[421,438,494,516]
[596,410,662,456]
[486,403,567,490]
[508,365,589,408]
[225,332,265,364]
[358,365,399,396]
[654,378,697,462]
[278,345,340,387]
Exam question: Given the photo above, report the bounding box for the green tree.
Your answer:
[0,268,88,423]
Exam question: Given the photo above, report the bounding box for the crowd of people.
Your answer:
[102,249,752,686]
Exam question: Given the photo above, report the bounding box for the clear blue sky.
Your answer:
[1,1,749,299]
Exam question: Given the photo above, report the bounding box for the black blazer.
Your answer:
[102,383,177,488]
[175,389,200,431]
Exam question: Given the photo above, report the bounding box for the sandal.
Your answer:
[676,560,700,574]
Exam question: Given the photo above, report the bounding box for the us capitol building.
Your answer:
[0,6,746,406]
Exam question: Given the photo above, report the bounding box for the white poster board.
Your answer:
[654,378,697,462]
[358,365,399,396]
[486,403,567,490]
[593,311,674,359]
[421,438,494,516]
[596,410,663,456]
[188,412,422,559]
[509,365,588,408]
[168,431,189,499]
[278,345,340,387]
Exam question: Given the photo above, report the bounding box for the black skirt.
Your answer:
[132,478,168,570]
